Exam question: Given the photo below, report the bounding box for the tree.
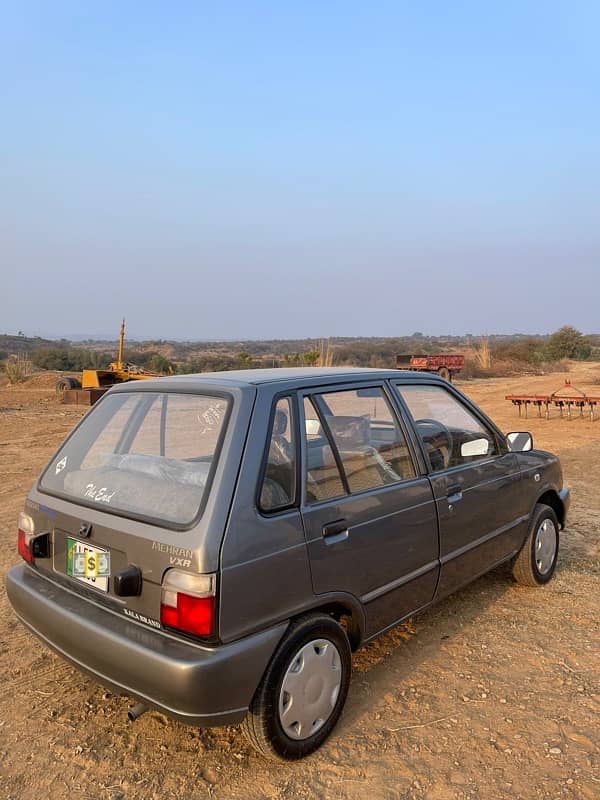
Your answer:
[545,326,591,360]
[302,350,320,366]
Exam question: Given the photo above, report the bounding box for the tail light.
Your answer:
[160,570,216,638]
[17,512,35,563]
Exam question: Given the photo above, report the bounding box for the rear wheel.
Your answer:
[438,366,451,381]
[512,504,559,586]
[241,614,351,760]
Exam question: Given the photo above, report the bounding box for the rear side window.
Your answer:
[303,397,346,504]
[40,392,230,527]
[259,397,296,512]
[317,388,415,493]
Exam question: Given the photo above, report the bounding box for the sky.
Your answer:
[1,1,599,340]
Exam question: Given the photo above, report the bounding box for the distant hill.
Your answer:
[0,333,58,356]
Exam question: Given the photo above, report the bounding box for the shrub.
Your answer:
[544,326,591,360]
[32,347,111,371]
[4,354,33,384]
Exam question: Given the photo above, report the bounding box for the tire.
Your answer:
[512,504,559,586]
[241,614,351,760]
[56,376,78,393]
[438,367,450,381]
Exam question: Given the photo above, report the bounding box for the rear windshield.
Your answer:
[40,392,230,527]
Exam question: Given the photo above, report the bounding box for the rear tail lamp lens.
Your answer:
[17,512,35,563]
[160,570,216,637]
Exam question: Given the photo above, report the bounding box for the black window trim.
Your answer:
[256,392,300,516]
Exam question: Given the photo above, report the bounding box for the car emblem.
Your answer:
[79,522,92,538]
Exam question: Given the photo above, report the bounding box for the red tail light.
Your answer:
[18,529,34,562]
[160,571,216,637]
[17,512,35,563]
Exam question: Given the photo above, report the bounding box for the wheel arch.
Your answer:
[535,489,565,529]
[293,595,365,651]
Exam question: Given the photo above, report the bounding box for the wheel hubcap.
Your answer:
[534,518,557,575]
[278,638,342,741]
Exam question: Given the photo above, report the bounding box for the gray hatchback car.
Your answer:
[7,368,569,759]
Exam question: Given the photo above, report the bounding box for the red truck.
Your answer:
[395,354,464,381]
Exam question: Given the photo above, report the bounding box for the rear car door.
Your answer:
[394,381,526,598]
[299,382,439,638]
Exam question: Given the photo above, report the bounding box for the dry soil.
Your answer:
[0,364,598,800]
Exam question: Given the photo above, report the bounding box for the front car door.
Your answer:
[394,381,527,599]
[299,382,439,639]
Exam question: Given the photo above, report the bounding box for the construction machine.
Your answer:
[56,320,163,405]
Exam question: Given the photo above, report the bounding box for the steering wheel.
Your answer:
[414,418,454,470]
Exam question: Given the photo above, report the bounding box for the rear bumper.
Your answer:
[6,564,287,727]
[559,486,571,527]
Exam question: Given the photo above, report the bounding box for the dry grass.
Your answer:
[317,339,334,367]
[473,336,492,370]
[4,354,33,384]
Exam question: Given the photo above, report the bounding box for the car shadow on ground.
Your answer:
[337,564,515,733]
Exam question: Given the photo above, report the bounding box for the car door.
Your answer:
[394,381,526,599]
[299,382,439,639]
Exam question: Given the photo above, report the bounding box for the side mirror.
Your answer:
[460,437,490,457]
[506,432,533,452]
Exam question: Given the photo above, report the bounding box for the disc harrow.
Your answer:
[506,381,600,421]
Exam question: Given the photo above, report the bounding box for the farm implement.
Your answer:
[506,381,600,420]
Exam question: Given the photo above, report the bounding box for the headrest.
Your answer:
[273,408,288,436]
[326,415,371,449]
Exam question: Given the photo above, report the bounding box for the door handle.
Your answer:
[322,519,349,545]
[447,484,463,504]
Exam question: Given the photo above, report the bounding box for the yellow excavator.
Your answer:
[57,320,163,404]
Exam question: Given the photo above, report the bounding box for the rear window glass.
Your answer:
[40,392,230,527]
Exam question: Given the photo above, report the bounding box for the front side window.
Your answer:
[40,392,229,526]
[397,384,498,471]
[259,397,296,512]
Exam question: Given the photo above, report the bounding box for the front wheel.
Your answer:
[241,614,351,760]
[512,504,559,586]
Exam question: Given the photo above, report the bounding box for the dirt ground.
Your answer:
[0,364,598,800]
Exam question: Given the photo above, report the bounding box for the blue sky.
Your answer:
[1,2,598,339]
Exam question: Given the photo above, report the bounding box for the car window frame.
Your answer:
[298,381,421,505]
[391,379,508,475]
[256,392,301,516]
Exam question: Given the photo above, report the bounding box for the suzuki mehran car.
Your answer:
[6,368,569,759]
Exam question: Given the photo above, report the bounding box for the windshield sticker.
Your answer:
[84,483,116,504]
[55,456,68,475]
[198,403,225,434]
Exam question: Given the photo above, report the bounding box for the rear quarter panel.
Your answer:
[219,385,313,643]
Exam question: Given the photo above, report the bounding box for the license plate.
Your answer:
[66,537,110,592]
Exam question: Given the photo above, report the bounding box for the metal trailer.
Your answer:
[395,354,465,382]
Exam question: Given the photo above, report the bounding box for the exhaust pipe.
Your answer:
[127,702,149,722]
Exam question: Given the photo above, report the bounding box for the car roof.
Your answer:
[110,367,443,393]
